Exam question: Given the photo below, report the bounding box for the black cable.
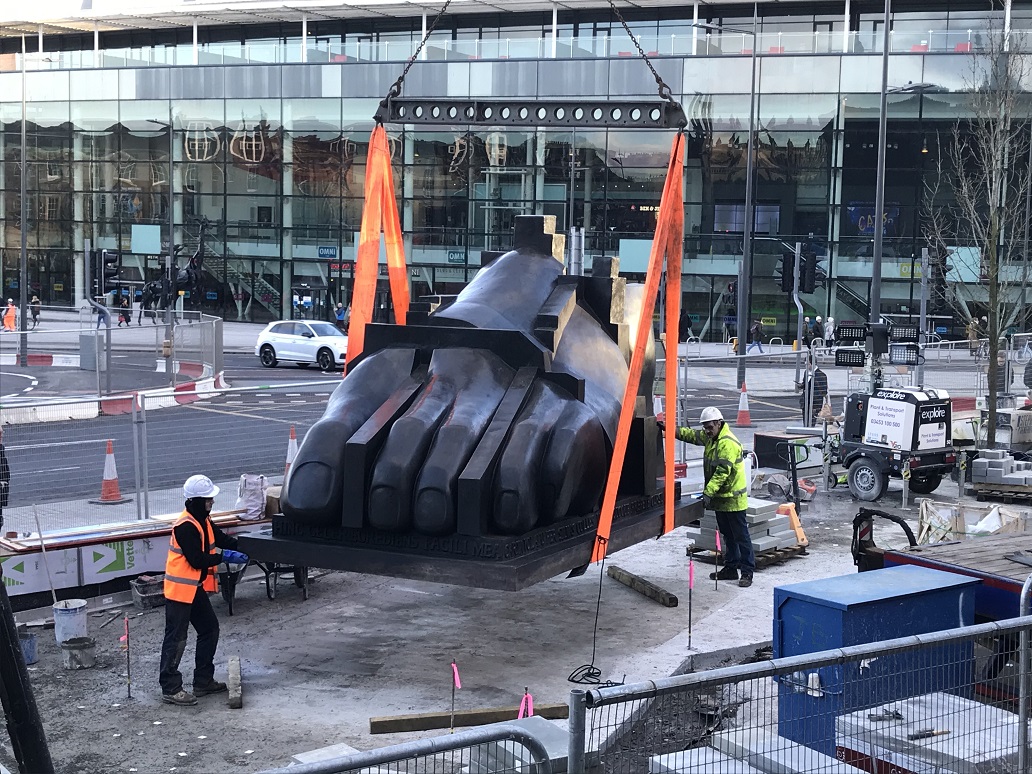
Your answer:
[568,538,624,686]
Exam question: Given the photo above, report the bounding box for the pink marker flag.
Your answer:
[688,560,695,590]
[715,530,722,552]
[518,692,534,719]
[451,660,462,690]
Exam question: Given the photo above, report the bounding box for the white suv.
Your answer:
[255,321,347,371]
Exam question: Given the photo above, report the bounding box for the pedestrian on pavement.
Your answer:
[2,299,15,332]
[802,316,811,347]
[0,427,9,531]
[824,316,835,348]
[95,304,110,329]
[30,296,40,328]
[159,474,249,706]
[798,357,829,422]
[117,296,131,327]
[747,318,764,354]
[664,407,754,587]
[967,318,979,356]
[334,302,348,333]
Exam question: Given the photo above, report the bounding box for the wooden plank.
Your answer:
[893,534,1032,585]
[369,702,569,734]
[606,564,678,607]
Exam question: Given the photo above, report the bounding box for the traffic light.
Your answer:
[99,250,121,295]
[800,250,817,294]
[779,252,794,292]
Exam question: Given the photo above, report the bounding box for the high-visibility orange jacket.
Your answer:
[164,510,219,602]
[2,305,14,331]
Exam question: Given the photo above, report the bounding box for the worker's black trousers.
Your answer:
[158,587,220,696]
[715,509,755,576]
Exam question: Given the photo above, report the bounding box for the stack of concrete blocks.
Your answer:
[686,498,798,554]
[971,449,1032,485]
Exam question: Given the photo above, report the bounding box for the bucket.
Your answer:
[53,599,88,644]
[60,637,96,670]
[19,632,38,665]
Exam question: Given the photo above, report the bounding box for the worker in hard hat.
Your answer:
[669,407,753,587]
[159,474,249,706]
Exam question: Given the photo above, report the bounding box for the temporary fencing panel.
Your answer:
[575,616,1032,773]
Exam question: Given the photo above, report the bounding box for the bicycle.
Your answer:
[1013,338,1032,364]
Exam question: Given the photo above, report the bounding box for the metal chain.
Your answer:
[607,0,678,105]
[382,0,453,105]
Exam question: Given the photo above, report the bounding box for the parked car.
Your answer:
[255,320,347,371]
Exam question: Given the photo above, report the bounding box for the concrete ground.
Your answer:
[2,416,935,773]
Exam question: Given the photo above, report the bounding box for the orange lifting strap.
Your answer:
[346,124,411,367]
[591,132,684,564]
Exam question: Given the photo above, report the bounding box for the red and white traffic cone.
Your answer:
[735,382,753,428]
[90,439,132,505]
[284,425,298,479]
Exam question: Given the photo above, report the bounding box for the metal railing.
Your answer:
[256,723,555,774]
[570,615,1032,773]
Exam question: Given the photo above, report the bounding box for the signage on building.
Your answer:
[206,291,218,300]
[761,316,777,326]
[447,250,465,265]
[722,316,737,324]
[54,283,63,292]
[935,326,947,334]
[318,246,338,259]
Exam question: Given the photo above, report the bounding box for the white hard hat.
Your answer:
[183,474,220,499]
[699,406,724,423]
[816,315,823,322]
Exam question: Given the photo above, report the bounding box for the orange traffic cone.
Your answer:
[89,440,131,505]
[735,382,753,427]
[284,425,298,479]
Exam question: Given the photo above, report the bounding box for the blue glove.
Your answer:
[221,549,249,565]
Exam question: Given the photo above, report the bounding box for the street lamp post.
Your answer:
[870,0,893,324]
[19,35,28,367]
[693,13,757,387]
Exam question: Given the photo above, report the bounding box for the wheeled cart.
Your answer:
[217,560,310,615]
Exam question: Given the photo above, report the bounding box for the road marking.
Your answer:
[48,466,82,472]
[183,404,298,424]
[7,439,107,451]
[0,371,39,399]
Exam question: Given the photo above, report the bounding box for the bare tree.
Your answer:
[923,15,1032,446]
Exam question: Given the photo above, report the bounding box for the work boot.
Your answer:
[738,574,754,588]
[161,690,198,706]
[709,567,738,581]
[192,679,228,696]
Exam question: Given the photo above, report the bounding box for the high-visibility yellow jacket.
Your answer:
[163,510,219,603]
[675,422,748,512]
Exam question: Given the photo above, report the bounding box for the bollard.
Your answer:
[959,454,967,499]
[901,467,911,511]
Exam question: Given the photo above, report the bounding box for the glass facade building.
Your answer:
[0,1,1029,340]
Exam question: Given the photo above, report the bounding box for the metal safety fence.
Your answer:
[0,306,221,398]
[0,382,336,537]
[257,724,555,774]
[572,615,1032,773]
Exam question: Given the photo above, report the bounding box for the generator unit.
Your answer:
[838,386,957,501]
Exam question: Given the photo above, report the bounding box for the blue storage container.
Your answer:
[773,565,979,757]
